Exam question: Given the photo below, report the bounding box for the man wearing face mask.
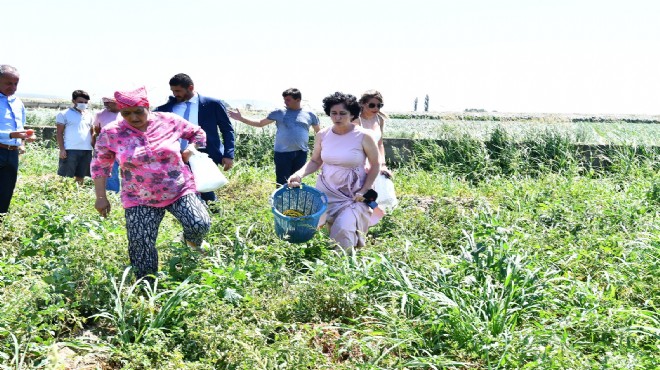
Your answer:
[56,90,94,185]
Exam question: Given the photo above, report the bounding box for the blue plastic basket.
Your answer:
[270,184,328,243]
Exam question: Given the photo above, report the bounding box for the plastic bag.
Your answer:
[373,174,398,212]
[187,147,228,192]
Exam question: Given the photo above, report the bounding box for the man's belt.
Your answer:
[0,143,20,150]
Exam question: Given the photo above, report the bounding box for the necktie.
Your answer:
[183,101,191,121]
[180,101,192,150]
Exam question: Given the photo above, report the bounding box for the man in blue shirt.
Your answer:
[229,88,320,185]
[0,65,36,217]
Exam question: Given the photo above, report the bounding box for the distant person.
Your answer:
[228,88,320,185]
[93,96,121,192]
[288,92,379,251]
[91,86,211,282]
[0,65,36,217]
[56,90,94,185]
[155,73,235,204]
[353,90,391,177]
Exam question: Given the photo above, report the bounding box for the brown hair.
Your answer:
[359,90,388,120]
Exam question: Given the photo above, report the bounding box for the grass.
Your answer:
[27,109,660,146]
[0,133,658,368]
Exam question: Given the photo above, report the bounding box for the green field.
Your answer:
[0,131,658,369]
[26,109,660,146]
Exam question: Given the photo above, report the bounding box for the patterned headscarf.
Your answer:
[114,86,150,110]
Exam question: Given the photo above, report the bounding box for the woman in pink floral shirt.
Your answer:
[91,87,211,281]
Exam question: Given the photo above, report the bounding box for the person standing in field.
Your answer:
[0,65,36,217]
[228,88,320,185]
[91,86,211,282]
[353,90,398,222]
[92,96,121,193]
[353,90,391,177]
[288,92,380,251]
[56,90,94,185]
[155,73,235,204]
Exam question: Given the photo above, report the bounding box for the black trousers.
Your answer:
[0,148,19,214]
[274,150,307,186]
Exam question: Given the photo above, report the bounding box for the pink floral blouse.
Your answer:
[91,112,206,208]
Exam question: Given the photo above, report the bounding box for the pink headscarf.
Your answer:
[114,86,150,110]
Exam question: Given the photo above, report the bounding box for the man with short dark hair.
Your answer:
[0,64,36,217]
[56,90,94,185]
[229,88,320,185]
[156,73,235,203]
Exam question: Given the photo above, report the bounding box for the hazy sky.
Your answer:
[5,0,659,114]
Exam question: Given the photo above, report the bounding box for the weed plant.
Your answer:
[0,134,658,368]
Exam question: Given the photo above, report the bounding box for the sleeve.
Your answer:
[177,115,207,147]
[90,130,116,178]
[216,102,235,159]
[93,112,101,128]
[266,110,280,121]
[0,104,20,140]
[0,118,9,139]
[310,112,320,126]
[55,111,66,125]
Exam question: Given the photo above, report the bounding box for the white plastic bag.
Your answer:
[187,147,228,192]
[373,174,398,212]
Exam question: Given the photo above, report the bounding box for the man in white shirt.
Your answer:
[56,90,94,185]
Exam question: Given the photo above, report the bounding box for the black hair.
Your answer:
[169,73,194,88]
[72,90,90,100]
[322,92,360,120]
[282,88,301,100]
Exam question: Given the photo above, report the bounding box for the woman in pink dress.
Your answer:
[91,86,211,281]
[288,92,380,251]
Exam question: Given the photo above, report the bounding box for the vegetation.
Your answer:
[26,109,660,146]
[1,117,658,369]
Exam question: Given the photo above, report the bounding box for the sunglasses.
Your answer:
[367,102,384,109]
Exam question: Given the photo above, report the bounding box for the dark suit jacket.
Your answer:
[156,94,235,164]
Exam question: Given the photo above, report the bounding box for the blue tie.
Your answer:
[180,101,192,150]
[183,101,191,121]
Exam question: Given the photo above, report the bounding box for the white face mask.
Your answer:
[76,103,88,110]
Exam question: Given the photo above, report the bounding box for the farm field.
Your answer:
[0,134,658,368]
[25,108,660,146]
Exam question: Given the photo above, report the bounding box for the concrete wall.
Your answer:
[27,126,658,169]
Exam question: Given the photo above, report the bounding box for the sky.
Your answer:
[4,0,660,114]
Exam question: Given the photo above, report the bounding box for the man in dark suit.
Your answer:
[155,73,235,202]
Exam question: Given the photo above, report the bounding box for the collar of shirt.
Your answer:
[173,92,199,125]
[0,93,16,103]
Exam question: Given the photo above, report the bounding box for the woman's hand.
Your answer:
[353,192,365,202]
[287,174,302,188]
[95,197,111,218]
[380,166,393,179]
[181,148,193,163]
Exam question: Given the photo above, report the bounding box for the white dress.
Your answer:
[358,115,382,142]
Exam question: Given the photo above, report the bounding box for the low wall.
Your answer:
[25,126,659,169]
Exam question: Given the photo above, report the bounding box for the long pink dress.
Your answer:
[316,126,372,249]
